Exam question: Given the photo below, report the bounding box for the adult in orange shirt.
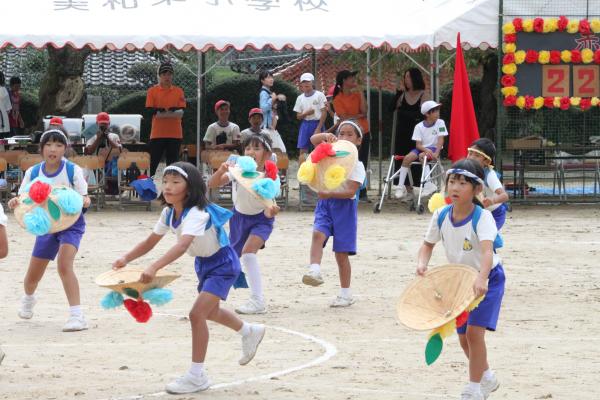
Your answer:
[145,61,186,176]
[332,70,370,200]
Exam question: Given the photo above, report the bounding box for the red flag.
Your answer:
[448,33,480,162]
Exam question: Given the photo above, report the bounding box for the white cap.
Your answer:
[421,100,442,115]
[300,72,315,82]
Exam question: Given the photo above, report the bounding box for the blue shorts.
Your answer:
[491,203,507,230]
[32,214,86,260]
[457,264,506,334]
[410,146,437,156]
[195,246,241,300]
[298,120,323,150]
[229,209,274,256]
[314,198,358,255]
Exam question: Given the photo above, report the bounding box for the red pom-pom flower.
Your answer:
[580,19,591,35]
[580,98,592,111]
[501,75,516,87]
[503,95,517,107]
[124,298,153,323]
[29,181,52,204]
[544,97,555,108]
[560,96,571,110]
[525,50,539,63]
[456,311,469,328]
[558,16,569,31]
[264,159,279,181]
[310,142,336,163]
[504,33,516,43]
[502,53,515,65]
[513,18,523,32]
[533,17,544,33]
[594,50,600,64]
[571,49,582,64]
[549,50,561,65]
[524,96,535,110]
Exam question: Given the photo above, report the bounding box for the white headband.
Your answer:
[446,168,484,185]
[250,134,272,152]
[337,120,363,138]
[163,165,188,178]
[40,129,69,143]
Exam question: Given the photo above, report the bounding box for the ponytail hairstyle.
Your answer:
[445,158,485,208]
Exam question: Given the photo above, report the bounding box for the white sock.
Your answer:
[309,263,321,274]
[483,368,494,380]
[69,305,82,317]
[340,288,351,298]
[467,382,481,392]
[241,253,263,301]
[24,293,35,301]
[398,166,409,186]
[237,321,251,337]
[188,362,204,377]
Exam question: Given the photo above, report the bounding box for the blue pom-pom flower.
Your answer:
[252,177,281,199]
[24,208,52,236]
[56,188,84,215]
[100,291,124,309]
[236,156,257,173]
[142,288,173,306]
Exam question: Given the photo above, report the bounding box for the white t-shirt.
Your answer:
[86,132,121,150]
[153,206,222,258]
[484,168,504,211]
[240,127,268,141]
[204,122,241,145]
[294,91,327,121]
[347,161,366,200]
[0,86,12,134]
[19,160,88,196]
[0,202,7,226]
[425,206,501,270]
[412,119,448,148]
[225,172,267,216]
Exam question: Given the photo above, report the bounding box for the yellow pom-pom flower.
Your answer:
[582,48,594,64]
[514,50,526,64]
[323,165,346,190]
[567,19,579,33]
[591,19,600,33]
[297,160,316,184]
[553,97,561,108]
[561,50,572,63]
[501,63,517,75]
[516,96,526,109]
[501,86,518,96]
[522,19,534,32]
[502,43,516,54]
[591,97,600,107]
[570,97,581,106]
[544,18,558,32]
[429,320,456,340]
[467,296,485,312]
[538,50,550,64]
[428,193,447,213]
[502,22,515,34]
[533,97,544,110]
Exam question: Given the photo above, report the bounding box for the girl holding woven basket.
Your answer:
[417,158,505,400]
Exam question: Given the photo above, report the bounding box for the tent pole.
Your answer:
[366,47,371,191]
[196,50,204,171]
[430,49,435,100]
[377,51,383,196]
[435,47,440,101]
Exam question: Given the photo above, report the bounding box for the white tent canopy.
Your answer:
[1,0,498,50]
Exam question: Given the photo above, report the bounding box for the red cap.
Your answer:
[326,84,335,97]
[214,100,230,113]
[248,108,263,118]
[49,116,63,125]
[96,112,110,124]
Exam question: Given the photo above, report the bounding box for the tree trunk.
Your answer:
[478,52,498,140]
[38,46,91,123]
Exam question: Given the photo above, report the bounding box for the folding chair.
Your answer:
[19,154,44,184]
[1,150,27,188]
[117,152,152,211]
[70,155,105,211]
[208,152,233,206]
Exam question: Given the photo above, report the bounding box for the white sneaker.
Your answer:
[62,315,89,332]
[0,346,5,365]
[330,295,356,308]
[394,185,407,199]
[481,373,500,398]
[239,324,266,365]
[18,295,36,319]
[461,385,484,400]
[421,182,438,197]
[235,296,266,315]
[165,372,211,394]
[302,269,324,286]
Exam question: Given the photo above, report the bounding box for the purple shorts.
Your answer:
[491,203,507,230]
[229,209,274,256]
[32,214,86,260]
[314,198,358,255]
[297,120,324,150]
[410,146,437,156]
[195,246,241,300]
[457,264,505,333]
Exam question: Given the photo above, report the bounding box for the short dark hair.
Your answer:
[446,158,485,207]
[40,129,68,150]
[258,69,273,87]
[470,138,496,160]
[159,161,209,210]
[242,133,273,153]
[404,68,425,91]
[9,76,21,86]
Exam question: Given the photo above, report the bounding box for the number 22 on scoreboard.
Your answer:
[542,65,600,97]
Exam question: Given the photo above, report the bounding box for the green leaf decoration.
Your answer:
[123,288,140,298]
[425,333,443,365]
[241,171,260,179]
[23,197,34,205]
[47,199,61,221]
[335,150,351,158]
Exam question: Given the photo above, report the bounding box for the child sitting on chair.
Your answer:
[395,100,447,200]
[203,100,241,151]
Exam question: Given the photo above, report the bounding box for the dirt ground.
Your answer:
[1,201,599,400]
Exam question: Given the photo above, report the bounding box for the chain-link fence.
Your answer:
[500,0,600,202]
